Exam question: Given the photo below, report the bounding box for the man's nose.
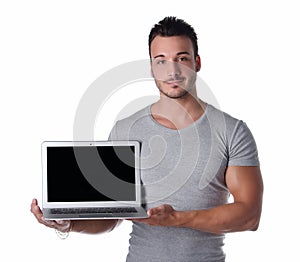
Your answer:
[166,61,181,77]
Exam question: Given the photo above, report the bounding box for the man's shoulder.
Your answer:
[206,103,241,130]
[114,105,150,128]
[205,104,257,152]
[109,105,151,140]
[118,104,150,121]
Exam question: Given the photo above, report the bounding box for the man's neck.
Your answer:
[151,90,206,130]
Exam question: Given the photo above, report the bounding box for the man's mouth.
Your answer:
[165,77,185,85]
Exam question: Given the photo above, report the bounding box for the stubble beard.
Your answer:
[158,86,189,99]
[155,77,196,100]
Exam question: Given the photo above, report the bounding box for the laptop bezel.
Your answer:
[41,140,142,209]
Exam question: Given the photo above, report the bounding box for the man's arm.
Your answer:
[71,218,122,234]
[30,198,122,234]
[133,166,263,234]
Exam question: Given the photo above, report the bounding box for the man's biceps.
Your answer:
[226,166,263,198]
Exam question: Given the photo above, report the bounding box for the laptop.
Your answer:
[41,140,148,220]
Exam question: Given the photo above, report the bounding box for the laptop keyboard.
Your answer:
[50,207,138,214]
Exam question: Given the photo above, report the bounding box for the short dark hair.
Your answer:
[148,16,198,58]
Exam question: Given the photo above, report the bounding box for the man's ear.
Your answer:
[196,55,201,72]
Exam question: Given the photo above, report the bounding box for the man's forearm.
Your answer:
[135,166,263,233]
[175,202,261,234]
[71,219,121,234]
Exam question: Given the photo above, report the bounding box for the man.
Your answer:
[31,16,263,261]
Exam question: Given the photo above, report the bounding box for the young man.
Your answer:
[31,17,263,261]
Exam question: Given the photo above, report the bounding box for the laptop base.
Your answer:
[43,207,148,220]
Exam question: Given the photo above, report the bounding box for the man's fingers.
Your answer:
[30,198,37,213]
[148,205,170,216]
[31,199,43,220]
[30,198,71,231]
[30,198,53,227]
[147,207,161,216]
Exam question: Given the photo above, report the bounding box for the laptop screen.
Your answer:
[46,145,137,202]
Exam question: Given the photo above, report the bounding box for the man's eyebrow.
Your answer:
[153,52,191,59]
[177,51,191,56]
[153,54,165,59]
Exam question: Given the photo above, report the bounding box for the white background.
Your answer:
[1,0,299,261]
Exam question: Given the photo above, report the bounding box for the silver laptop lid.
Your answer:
[42,140,141,209]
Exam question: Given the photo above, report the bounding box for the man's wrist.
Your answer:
[55,221,73,240]
[174,210,197,228]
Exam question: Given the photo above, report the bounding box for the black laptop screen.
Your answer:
[47,146,136,202]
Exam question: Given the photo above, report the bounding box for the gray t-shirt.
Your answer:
[109,103,259,262]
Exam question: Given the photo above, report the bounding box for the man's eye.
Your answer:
[157,60,166,65]
[178,57,188,62]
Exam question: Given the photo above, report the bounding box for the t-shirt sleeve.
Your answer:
[228,120,260,166]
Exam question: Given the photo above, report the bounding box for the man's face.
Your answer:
[150,35,200,99]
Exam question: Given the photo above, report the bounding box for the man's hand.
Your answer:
[30,198,72,233]
[131,204,178,227]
